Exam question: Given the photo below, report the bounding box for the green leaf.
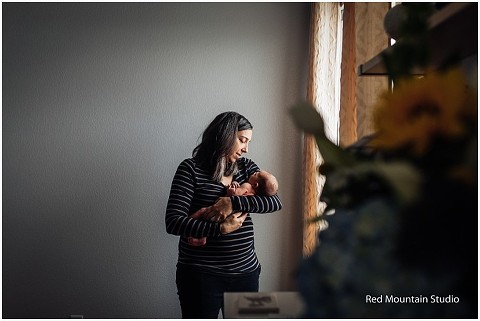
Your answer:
[348,161,421,204]
[372,162,421,204]
[313,135,356,168]
[289,103,356,167]
[289,102,325,135]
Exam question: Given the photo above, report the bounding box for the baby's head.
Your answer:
[249,170,278,196]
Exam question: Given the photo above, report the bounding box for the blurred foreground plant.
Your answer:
[290,3,477,318]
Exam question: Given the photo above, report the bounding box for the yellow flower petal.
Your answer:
[371,68,475,155]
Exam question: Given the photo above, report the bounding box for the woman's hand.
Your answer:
[220,212,248,234]
[204,197,233,222]
[227,181,240,195]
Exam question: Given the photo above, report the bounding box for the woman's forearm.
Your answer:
[230,194,282,214]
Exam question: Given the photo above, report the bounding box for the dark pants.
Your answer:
[176,264,260,318]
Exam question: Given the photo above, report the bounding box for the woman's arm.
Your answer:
[203,190,282,222]
[231,193,282,214]
[165,159,222,238]
[233,158,283,213]
[203,158,283,221]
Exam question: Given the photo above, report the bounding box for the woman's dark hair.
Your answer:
[193,111,253,182]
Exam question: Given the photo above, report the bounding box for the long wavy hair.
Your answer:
[193,111,253,183]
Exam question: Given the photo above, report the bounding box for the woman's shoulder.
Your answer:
[179,157,195,166]
[177,158,210,176]
[176,157,198,172]
[176,157,192,167]
[237,156,252,166]
[237,157,260,172]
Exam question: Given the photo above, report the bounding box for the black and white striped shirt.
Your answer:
[165,157,282,275]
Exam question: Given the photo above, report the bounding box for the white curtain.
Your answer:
[303,2,389,255]
[311,3,344,144]
[303,2,343,255]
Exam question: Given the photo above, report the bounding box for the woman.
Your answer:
[165,111,282,318]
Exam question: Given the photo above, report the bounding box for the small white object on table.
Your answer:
[223,291,304,318]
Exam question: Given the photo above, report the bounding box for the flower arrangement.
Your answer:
[290,3,477,318]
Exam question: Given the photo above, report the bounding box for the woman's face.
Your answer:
[228,129,252,163]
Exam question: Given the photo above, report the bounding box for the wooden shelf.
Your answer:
[358,2,478,76]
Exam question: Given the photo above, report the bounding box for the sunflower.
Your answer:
[371,69,475,155]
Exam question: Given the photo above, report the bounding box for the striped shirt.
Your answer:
[165,157,282,275]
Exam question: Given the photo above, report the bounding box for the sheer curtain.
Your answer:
[303,2,389,255]
[303,3,343,255]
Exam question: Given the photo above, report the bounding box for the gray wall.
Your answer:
[3,3,310,318]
